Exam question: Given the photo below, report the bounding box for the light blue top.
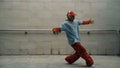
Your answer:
[60,19,83,45]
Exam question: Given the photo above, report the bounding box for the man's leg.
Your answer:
[65,43,80,64]
[81,52,94,67]
[65,42,84,64]
[78,43,94,67]
[65,53,80,64]
[65,42,94,67]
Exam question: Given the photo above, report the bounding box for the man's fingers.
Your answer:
[89,19,94,24]
[53,31,59,35]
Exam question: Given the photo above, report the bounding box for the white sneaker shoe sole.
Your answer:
[91,64,95,68]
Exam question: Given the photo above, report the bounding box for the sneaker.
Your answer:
[91,64,95,68]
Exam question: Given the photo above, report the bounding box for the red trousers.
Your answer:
[65,42,94,67]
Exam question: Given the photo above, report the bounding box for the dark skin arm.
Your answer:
[82,19,94,25]
[52,27,61,35]
[52,19,94,35]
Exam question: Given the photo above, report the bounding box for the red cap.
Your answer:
[67,11,76,17]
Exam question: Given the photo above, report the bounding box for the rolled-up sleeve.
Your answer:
[60,23,65,31]
[77,20,83,25]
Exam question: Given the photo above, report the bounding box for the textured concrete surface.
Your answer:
[0,0,120,30]
[0,55,120,68]
[0,30,119,55]
[0,0,120,55]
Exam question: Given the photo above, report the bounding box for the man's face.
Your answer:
[67,14,75,22]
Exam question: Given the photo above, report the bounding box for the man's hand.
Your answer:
[52,27,61,35]
[89,18,94,24]
[82,18,94,25]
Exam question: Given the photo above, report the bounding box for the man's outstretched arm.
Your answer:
[82,19,94,25]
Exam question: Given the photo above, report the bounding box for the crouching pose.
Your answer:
[52,11,94,67]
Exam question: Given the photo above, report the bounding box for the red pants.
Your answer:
[65,42,94,67]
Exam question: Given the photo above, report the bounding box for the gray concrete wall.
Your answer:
[0,0,120,30]
[0,0,120,55]
[0,30,119,55]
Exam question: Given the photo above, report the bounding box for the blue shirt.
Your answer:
[60,19,83,45]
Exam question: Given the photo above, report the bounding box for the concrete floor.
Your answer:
[0,55,120,68]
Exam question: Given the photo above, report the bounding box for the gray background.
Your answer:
[0,0,120,55]
[0,0,120,30]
